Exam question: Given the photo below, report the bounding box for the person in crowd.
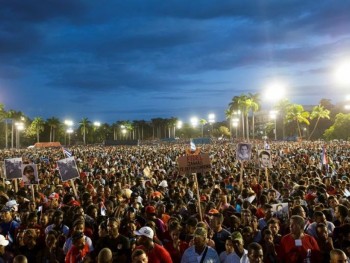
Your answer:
[208,209,231,255]
[329,249,348,263]
[132,249,148,263]
[134,226,172,263]
[240,242,264,263]
[98,248,113,263]
[181,227,220,263]
[279,215,320,263]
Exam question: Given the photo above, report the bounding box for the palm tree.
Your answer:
[308,105,330,140]
[30,117,45,142]
[199,119,207,137]
[238,94,250,141]
[274,98,291,140]
[46,117,60,142]
[248,93,260,139]
[6,110,24,148]
[79,117,91,145]
[225,108,234,134]
[285,104,310,138]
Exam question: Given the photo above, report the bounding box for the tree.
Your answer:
[238,94,250,141]
[199,119,207,137]
[285,104,310,138]
[274,98,291,139]
[46,117,61,142]
[228,96,242,138]
[308,105,330,140]
[28,117,45,142]
[6,110,25,148]
[324,113,350,140]
[79,117,91,145]
[248,93,260,139]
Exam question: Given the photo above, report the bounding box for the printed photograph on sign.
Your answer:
[57,157,79,181]
[4,158,22,180]
[21,164,39,185]
[236,143,252,161]
[258,150,272,168]
[271,203,289,221]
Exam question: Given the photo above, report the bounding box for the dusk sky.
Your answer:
[0,1,349,124]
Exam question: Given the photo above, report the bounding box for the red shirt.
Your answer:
[279,233,320,263]
[65,243,90,263]
[163,240,189,263]
[136,243,173,263]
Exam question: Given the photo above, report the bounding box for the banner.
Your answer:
[4,158,22,180]
[21,164,39,185]
[57,157,79,182]
[178,153,211,174]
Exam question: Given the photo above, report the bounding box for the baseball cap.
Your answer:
[49,193,59,200]
[134,226,154,239]
[194,227,207,238]
[231,231,243,244]
[159,180,168,188]
[145,206,156,214]
[0,235,9,246]
[208,209,220,215]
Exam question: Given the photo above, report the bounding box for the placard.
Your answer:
[177,153,211,174]
[4,158,22,180]
[57,157,79,181]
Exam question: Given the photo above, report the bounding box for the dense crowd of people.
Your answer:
[0,139,349,262]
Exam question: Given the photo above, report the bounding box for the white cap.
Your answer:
[134,226,154,239]
[0,235,9,246]
[159,180,168,188]
[5,200,18,208]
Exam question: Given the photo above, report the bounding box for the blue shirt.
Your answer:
[181,245,220,263]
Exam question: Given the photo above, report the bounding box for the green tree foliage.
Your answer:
[324,113,350,140]
[28,117,45,142]
[308,105,330,140]
[285,104,310,138]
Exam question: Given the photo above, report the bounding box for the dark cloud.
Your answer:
[0,0,349,122]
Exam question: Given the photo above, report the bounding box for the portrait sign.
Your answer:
[257,149,272,168]
[236,143,252,161]
[4,158,22,180]
[57,157,79,181]
[21,164,39,185]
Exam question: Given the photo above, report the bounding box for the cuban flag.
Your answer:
[190,140,196,152]
[62,147,72,158]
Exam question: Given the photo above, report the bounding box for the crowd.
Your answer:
[0,140,349,262]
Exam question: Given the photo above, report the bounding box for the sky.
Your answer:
[0,1,350,124]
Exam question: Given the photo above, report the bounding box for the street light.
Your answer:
[232,118,239,139]
[264,82,286,140]
[269,110,278,140]
[208,113,215,136]
[64,120,73,145]
[175,120,182,138]
[67,128,73,146]
[190,117,198,127]
[335,61,350,86]
[15,122,24,149]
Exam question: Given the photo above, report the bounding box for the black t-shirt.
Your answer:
[97,234,131,263]
[212,228,231,255]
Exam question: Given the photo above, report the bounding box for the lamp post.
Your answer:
[121,125,126,140]
[208,113,215,136]
[64,120,73,146]
[264,82,286,140]
[15,122,24,149]
[175,120,182,138]
[67,128,73,146]
[190,117,198,138]
[232,118,239,139]
[269,110,278,140]
[93,122,101,143]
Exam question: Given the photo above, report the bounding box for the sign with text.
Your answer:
[178,153,211,174]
